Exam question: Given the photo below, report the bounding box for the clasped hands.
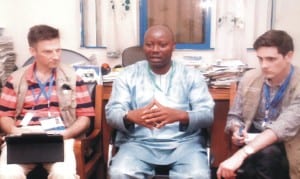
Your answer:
[126,100,187,129]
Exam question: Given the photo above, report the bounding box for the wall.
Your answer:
[0,0,299,68]
[0,0,85,67]
[273,0,300,66]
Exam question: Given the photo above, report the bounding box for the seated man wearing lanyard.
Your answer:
[217,30,299,179]
[0,24,94,179]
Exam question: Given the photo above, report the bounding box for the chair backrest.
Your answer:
[74,84,103,179]
[122,46,146,67]
[94,85,103,130]
[229,82,238,107]
[228,82,240,156]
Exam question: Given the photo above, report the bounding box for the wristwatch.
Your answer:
[243,145,255,156]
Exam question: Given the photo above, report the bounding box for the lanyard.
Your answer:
[148,62,175,95]
[31,71,55,111]
[263,65,294,126]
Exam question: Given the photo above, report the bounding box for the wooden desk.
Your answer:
[101,82,233,173]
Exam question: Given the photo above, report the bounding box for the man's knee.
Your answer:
[0,168,26,179]
[171,169,210,179]
[109,165,141,178]
[258,144,283,158]
[48,171,78,179]
[47,163,78,179]
[109,167,126,178]
[189,170,210,179]
[0,173,25,179]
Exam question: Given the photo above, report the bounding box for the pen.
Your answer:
[239,126,244,137]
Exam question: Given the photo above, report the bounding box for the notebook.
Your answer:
[5,133,64,164]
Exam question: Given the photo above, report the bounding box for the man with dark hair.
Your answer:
[217,30,299,179]
[0,24,94,179]
[106,25,214,178]
[27,24,60,47]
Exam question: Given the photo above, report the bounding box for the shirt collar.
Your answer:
[25,62,57,84]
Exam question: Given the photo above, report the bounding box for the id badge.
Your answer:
[39,116,65,132]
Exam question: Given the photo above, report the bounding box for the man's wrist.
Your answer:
[242,145,255,157]
[123,111,128,121]
[231,122,242,132]
[123,111,132,128]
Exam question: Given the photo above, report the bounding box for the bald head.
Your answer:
[144,25,174,43]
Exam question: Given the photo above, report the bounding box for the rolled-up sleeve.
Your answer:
[224,84,245,133]
[267,94,300,141]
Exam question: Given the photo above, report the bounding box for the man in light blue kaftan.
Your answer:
[105,25,214,179]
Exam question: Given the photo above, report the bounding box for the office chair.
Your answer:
[23,49,103,179]
[122,46,146,66]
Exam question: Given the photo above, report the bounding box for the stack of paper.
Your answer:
[0,36,17,91]
[203,60,250,88]
[103,71,120,82]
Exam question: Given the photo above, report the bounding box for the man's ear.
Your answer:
[29,47,36,56]
[285,51,294,62]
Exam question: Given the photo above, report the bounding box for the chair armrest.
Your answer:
[77,129,101,144]
[74,129,102,178]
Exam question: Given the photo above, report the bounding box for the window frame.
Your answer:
[139,0,212,50]
[80,0,106,49]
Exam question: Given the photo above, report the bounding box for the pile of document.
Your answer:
[203,60,250,88]
[102,71,120,82]
[0,36,17,90]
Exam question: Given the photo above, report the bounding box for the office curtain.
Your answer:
[82,0,101,47]
[106,0,138,58]
[215,0,247,61]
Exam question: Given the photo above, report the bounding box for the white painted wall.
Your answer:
[0,0,299,68]
[0,0,85,67]
[273,0,300,67]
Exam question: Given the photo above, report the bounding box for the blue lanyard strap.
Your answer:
[31,71,55,108]
[263,65,294,124]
